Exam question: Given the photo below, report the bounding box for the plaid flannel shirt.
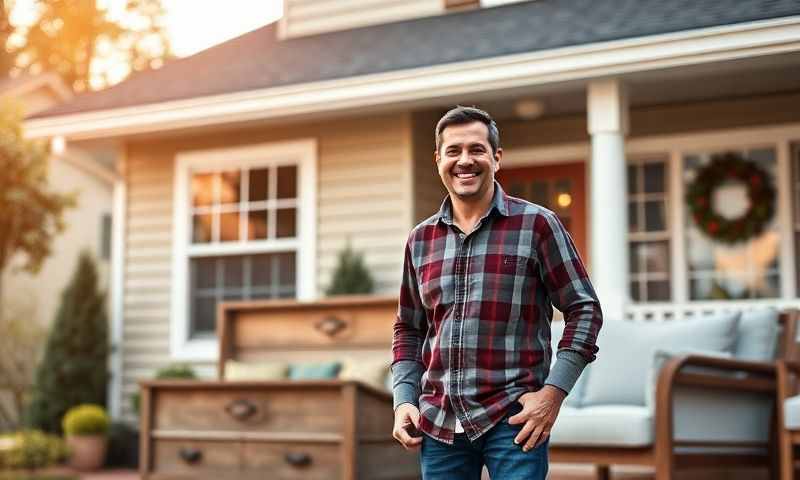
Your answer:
[391,180,602,444]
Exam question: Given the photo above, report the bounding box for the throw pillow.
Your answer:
[734,309,780,361]
[339,358,390,390]
[288,361,342,380]
[224,360,288,381]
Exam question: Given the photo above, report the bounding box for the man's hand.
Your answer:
[507,385,566,451]
[392,403,423,450]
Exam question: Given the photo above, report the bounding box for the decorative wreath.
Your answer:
[685,151,776,245]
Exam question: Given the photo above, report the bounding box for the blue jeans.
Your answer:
[420,404,549,480]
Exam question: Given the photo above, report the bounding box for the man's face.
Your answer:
[435,121,501,200]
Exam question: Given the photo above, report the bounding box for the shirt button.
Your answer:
[459,233,465,239]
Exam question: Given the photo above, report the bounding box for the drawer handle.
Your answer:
[179,447,202,464]
[225,399,258,421]
[315,315,347,337]
[285,452,312,467]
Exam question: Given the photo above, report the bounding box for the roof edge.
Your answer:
[23,16,800,140]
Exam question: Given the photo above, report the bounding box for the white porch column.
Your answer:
[587,79,630,320]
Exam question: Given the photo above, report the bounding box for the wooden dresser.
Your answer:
[139,295,420,480]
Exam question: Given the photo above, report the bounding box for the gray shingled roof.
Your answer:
[29,0,800,119]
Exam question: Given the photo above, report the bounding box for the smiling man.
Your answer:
[391,106,603,479]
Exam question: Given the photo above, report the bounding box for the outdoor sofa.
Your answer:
[549,308,799,480]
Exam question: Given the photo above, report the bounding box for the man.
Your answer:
[391,106,602,479]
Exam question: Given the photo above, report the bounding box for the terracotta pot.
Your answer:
[66,434,107,471]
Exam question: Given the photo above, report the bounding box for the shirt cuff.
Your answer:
[544,349,588,396]
[391,360,423,410]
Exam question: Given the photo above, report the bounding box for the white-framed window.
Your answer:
[683,147,781,301]
[628,156,671,302]
[170,139,317,360]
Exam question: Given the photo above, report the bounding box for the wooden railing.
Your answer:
[625,299,800,322]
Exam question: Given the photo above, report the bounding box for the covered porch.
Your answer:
[405,48,800,322]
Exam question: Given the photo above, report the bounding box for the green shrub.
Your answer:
[130,363,197,415]
[0,430,66,470]
[325,242,374,296]
[61,405,109,436]
[24,251,109,433]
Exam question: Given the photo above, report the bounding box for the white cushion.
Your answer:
[735,309,780,361]
[581,312,740,406]
[550,320,589,408]
[549,405,653,447]
[784,395,800,429]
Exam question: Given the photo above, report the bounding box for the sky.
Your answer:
[11,0,284,57]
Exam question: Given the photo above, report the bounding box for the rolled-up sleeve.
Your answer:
[391,234,427,409]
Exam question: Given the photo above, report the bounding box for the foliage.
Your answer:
[325,241,374,296]
[61,405,108,436]
[685,151,776,245]
[130,363,197,415]
[0,430,66,470]
[0,99,77,314]
[23,251,109,434]
[9,0,172,92]
[0,298,46,430]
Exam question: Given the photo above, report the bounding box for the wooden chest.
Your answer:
[139,295,420,480]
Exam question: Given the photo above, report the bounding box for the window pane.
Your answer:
[252,254,271,287]
[631,241,670,275]
[646,280,670,301]
[192,214,213,243]
[220,211,240,242]
[249,168,269,202]
[276,208,296,238]
[189,253,297,337]
[627,165,638,194]
[278,252,296,287]
[192,173,215,207]
[684,148,780,299]
[277,165,297,199]
[628,201,638,232]
[643,163,665,194]
[630,281,641,302]
[219,171,241,204]
[223,256,244,288]
[190,295,216,337]
[193,257,217,289]
[531,181,548,208]
[247,209,268,240]
[644,201,666,232]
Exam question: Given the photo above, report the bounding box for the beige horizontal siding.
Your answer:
[282,0,443,39]
[119,113,413,421]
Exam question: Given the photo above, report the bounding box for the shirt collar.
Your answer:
[436,179,510,226]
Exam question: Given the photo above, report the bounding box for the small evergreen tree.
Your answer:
[325,241,374,296]
[24,250,109,433]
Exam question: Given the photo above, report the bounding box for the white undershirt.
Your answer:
[455,417,464,433]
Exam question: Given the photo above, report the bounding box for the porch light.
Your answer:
[51,135,66,155]
[557,192,572,208]
[514,99,545,120]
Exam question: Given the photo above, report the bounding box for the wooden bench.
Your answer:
[139,294,420,480]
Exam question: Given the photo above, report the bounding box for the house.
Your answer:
[21,0,800,424]
[1,73,114,335]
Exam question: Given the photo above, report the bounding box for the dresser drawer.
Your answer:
[152,439,240,477]
[242,442,341,479]
[153,387,343,433]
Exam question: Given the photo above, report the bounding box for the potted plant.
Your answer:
[62,404,109,471]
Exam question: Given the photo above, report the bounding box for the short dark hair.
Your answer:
[435,106,500,156]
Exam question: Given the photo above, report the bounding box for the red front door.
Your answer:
[496,162,588,266]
